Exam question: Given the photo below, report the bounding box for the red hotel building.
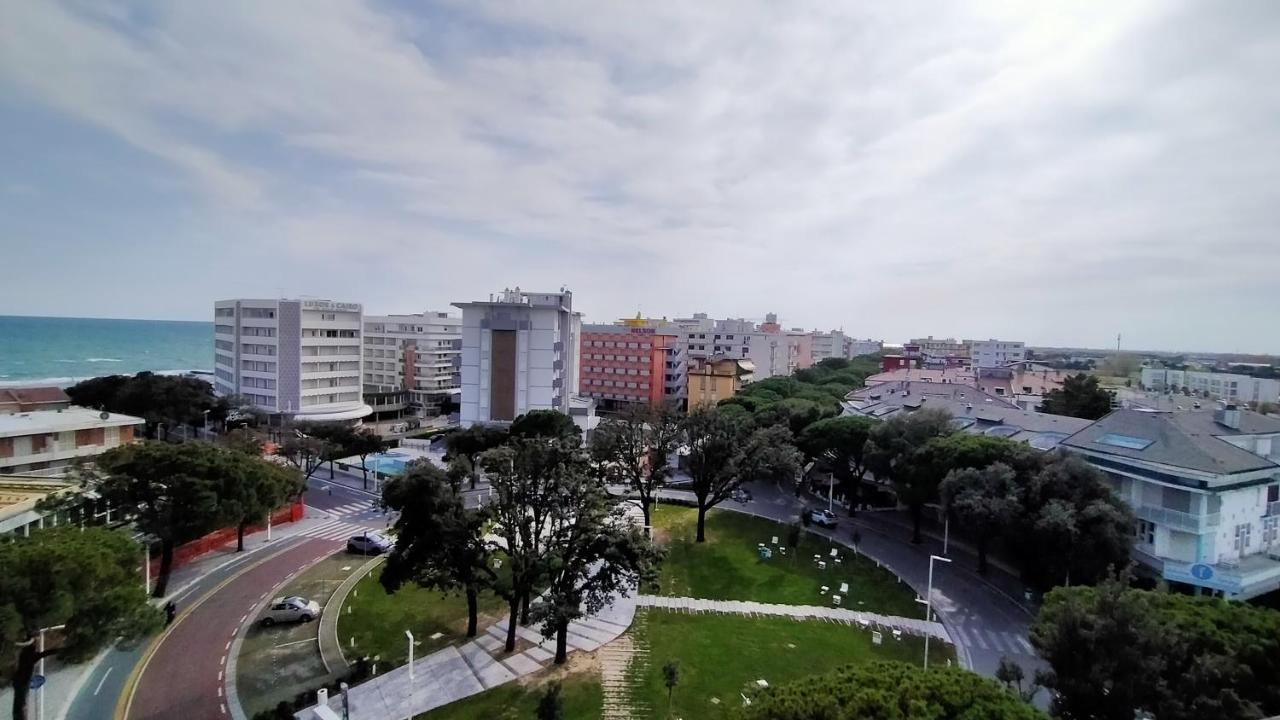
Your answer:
[579,323,680,410]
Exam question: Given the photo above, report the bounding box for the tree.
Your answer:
[738,424,803,486]
[682,407,747,543]
[590,404,680,533]
[381,462,493,638]
[738,661,1047,720]
[219,453,301,552]
[220,428,265,457]
[863,408,954,543]
[509,410,581,442]
[479,438,579,652]
[66,372,220,439]
[1040,373,1113,420]
[535,681,564,720]
[995,656,1045,704]
[662,660,680,716]
[940,463,1019,574]
[276,433,328,485]
[346,428,388,489]
[78,441,225,596]
[1008,453,1133,590]
[300,423,359,480]
[1,528,163,719]
[446,425,509,490]
[797,416,876,516]
[533,457,660,663]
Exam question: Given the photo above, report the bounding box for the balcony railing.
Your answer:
[1134,504,1221,534]
[1267,500,1280,518]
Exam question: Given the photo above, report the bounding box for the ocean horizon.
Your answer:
[0,315,213,388]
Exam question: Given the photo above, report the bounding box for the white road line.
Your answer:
[1016,635,1033,653]
[217,686,223,697]
[220,654,226,666]
[971,630,989,650]
[93,666,115,695]
[225,640,231,651]
[987,630,1009,653]
[218,670,223,681]
[240,614,248,624]
[221,703,227,714]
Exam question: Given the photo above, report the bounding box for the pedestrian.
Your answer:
[164,601,177,626]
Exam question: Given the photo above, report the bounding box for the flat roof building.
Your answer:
[363,312,462,417]
[0,406,145,475]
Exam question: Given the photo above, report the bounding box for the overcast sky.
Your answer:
[2,2,1278,353]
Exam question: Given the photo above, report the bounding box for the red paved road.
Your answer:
[127,538,337,720]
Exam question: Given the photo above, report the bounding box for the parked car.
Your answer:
[807,508,839,528]
[347,532,394,555]
[261,596,320,626]
[731,488,753,503]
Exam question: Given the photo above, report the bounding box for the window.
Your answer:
[1134,519,1155,545]
[1234,523,1252,551]
[1265,517,1279,546]
[75,427,105,448]
[1098,434,1155,451]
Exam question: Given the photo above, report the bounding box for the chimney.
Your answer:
[1216,404,1242,430]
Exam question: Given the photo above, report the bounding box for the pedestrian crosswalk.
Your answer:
[300,518,370,542]
[949,624,1034,655]
[327,501,381,518]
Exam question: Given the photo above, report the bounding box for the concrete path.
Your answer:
[637,595,951,641]
[298,591,638,720]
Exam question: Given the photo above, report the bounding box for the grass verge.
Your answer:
[652,505,921,617]
[415,668,603,719]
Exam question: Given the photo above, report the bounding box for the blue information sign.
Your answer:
[1190,564,1214,581]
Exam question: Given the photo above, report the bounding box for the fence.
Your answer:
[147,497,305,574]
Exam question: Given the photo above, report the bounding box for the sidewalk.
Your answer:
[299,590,638,720]
[636,595,950,641]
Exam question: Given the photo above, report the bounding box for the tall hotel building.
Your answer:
[363,312,462,416]
[453,288,581,427]
[213,299,372,423]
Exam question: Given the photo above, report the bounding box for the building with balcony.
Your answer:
[363,312,461,417]
[967,339,1026,368]
[213,299,371,423]
[810,330,849,363]
[580,317,685,412]
[849,339,883,357]
[687,357,755,408]
[0,407,145,474]
[454,288,581,427]
[1062,406,1280,599]
[909,336,969,363]
[1140,368,1280,406]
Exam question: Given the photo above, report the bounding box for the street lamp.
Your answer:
[405,629,415,681]
[915,554,951,670]
[36,624,66,720]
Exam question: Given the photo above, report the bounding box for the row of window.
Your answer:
[241,376,276,390]
[215,353,233,368]
[585,340,651,349]
[584,354,647,362]
[215,307,235,318]
[303,329,359,338]
[215,368,234,382]
[0,427,118,459]
[243,393,275,407]
[301,361,359,373]
[215,339,233,351]
[242,308,276,319]
[301,376,357,390]
[215,324,234,334]
[242,360,276,372]
[583,379,650,390]
[584,366,650,377]
[302,392,359,406]
[241,326,275,337]
[243,343,276,356]
[301,345,360,356]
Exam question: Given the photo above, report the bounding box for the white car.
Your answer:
[262,596,320,625]
[808,509,839,528]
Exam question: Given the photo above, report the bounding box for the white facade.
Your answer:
[810,330,848,363]
[454,288,581,427]
[967,339,1026,368]
[363,312,461,413]
[0,408,144,474]
[849,339,883,357]
[214,299,371,422]
[1141,368,1280,405]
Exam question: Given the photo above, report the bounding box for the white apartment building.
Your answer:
[454,288,582,427]
[363,312,462,415]
[674,313,811,379]
[1063,406,1280,599]
[909,337,969,360]
[213,299,371,423]
[0,407,145,474]
[849,339,884,357]
[968,339,1027,368]
[1141,368,1280,406]
[811,330,849,363]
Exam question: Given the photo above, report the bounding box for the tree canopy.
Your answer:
[589,404,680,532]
[1033,577,1280,720]
[797,415,876,515]
[863,408,955,543]
[738,661,1046,720]
[445,425,510,489]
[66,372,223,439]
[509,409,581,441]
[1039,373,1113,420]
[1,528,162,719]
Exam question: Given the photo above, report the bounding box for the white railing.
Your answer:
[1135,505,1221,533]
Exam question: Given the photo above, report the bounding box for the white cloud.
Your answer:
[1,0,1278,351]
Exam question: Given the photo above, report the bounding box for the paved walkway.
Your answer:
[297,591,638,720]
[636,595,951,641]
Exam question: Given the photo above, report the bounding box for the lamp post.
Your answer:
[943,514,950,556]
[915,554,951,670]
[36,624,66,720]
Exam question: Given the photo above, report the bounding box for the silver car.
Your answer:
[347,532,393,555]
[262,596,320,625]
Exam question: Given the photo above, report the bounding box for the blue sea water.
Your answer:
[0,315,212,387]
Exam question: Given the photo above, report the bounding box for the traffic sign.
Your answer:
[1190,564,1214,581]
[29,675,45,690]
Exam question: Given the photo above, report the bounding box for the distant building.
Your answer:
[214,299,372,423]
[967,339,1027,369]
[1,476,82,537]
[1141,368,1280,406]
[909,337,969,362]
[363,312,462,417]
[848,339,883,357]
[454,288,582,427]
[0,407,145,475]
[580,318,685,411]
[673,312,811,379]
[0,387,71,413]
[1062,407,1280,599]
[977,361,1069,411]
[687,357,755,408]
[864,366,976,387]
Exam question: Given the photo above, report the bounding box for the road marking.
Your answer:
[221,703,227,714]
[240,614,248,624]
[987,630,1008,652]
[218,670,223,682]
[221,654,227,665]
[217,686,223,697]
[94,666,115,695]
[225,640,232,650]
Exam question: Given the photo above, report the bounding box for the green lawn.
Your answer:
[632,609,954,720]
[338,565,509,668]
[415,672,602,720]
[652,505,921,617]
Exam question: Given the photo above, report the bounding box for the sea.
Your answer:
[0,315,213,388]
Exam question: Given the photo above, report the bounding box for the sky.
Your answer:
[1,2,1278,354]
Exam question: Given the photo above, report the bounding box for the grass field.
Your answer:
[631,609,953,720]
[651,505,921,617]
[415,671,602,719]
[338,565,509,667]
